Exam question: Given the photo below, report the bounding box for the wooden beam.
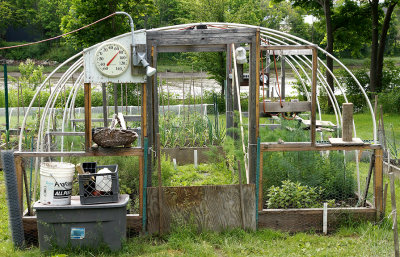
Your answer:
[84,83,92,151]
[261,142,381,152]
[260,45,317,51]
[342,103,354,141]
[157,44,226,53]
[226,44,234,137]
[147,28,256,45]
[14,147,144,157]
[141,83,147,146]
[71,115,141,123]
[45,132,85,136]
[259,101,311,113]
[126,214,142,233]
[374,148,384,218]
[22,215,38,240]
[247,31,259,184]
[258,207,376,232]
[311,48,317,146]
[14,155,24,215]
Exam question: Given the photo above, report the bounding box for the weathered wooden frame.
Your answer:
[256,45,384,222]
[145,27,260,187]
[14,81,148,223]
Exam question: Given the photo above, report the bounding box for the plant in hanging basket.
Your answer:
[92,113,138,148]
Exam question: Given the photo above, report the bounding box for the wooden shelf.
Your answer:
[14,147,144,157]
[260,142,381,152]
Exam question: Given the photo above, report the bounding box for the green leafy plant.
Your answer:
[261,119,356,204]
[266,180,323,209]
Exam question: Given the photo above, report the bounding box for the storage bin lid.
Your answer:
[34,194,129,210]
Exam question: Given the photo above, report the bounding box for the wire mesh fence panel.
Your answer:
[260,148,379,232]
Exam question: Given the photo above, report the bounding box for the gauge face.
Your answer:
[95,42,129,77]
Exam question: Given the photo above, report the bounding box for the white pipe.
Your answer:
[232,44,249,183]
[194,150,198,169]
[18,51,83,151]
[323,202,328,234]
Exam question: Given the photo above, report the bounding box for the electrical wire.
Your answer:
[0,13,116,50]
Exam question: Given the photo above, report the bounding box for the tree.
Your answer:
[37,0,71,38]
[273,0,335,92]
[176,0,312,94]
[60,0,156,50]
[330,1,370,58]
[147,0,181,28]
[369,0,399,93]
[0,0,35,40]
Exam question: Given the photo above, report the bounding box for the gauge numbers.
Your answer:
[95,42,129,77]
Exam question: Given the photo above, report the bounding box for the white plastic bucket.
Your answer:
[40,162,75,205]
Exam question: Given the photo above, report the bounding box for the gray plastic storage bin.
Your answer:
[79,164,119,205]
[33,194,129,251]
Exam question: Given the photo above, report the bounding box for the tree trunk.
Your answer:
[370,0,379,94]
[376,2,398,92]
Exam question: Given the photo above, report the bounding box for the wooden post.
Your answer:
[226,44,234,137]
[84,83,92,151]
[14,156,24,215]
[311,47,318,146]
[374,148,384,218]
[141,83,147,146]
[389,172,400,257]
[248,29,260,184]
[101,83,108,127]
[342,103,354,141]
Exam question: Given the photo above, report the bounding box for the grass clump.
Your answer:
[159,155,235,187]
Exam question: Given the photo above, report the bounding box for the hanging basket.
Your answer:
[92,113,138,148]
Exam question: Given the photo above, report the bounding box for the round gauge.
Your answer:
[95,42,129,77]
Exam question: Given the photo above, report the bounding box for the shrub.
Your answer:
[266,180,323,209]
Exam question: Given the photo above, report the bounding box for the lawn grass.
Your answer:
[321,112,400,143]
[1,154,400,256]
[1,111,400,256]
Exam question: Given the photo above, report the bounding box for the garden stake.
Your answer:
[383,183,388,216]
[29,136,34,202]
[166,72,170,116]
[361,152,375,207]
[157,133,163,234]
[182,71,185,121]
[23,161,31,215]
[4,63,9,143]
[238,160,245,230]
[379,105,387,149]
[389,171,399,257]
